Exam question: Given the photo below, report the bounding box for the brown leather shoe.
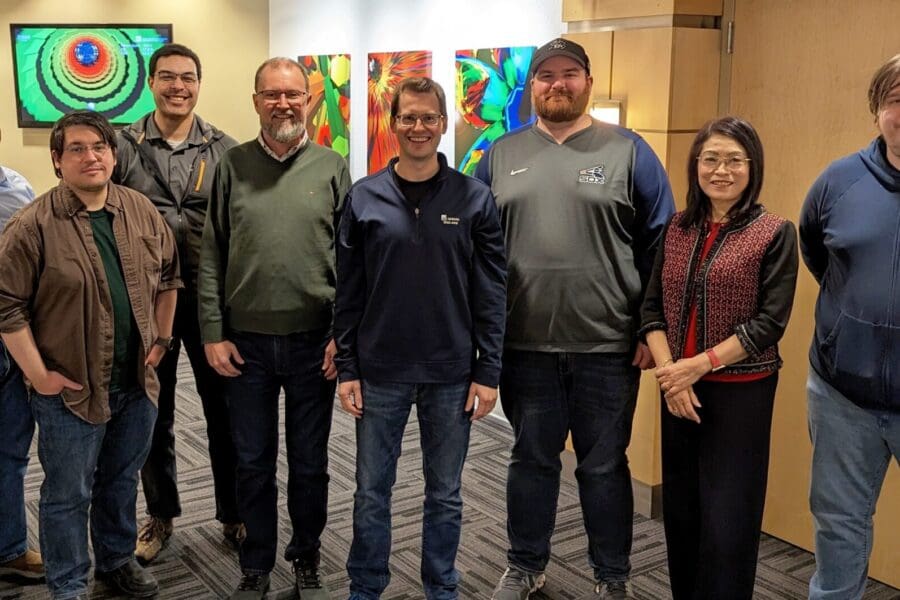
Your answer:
[0,549,45,581]
[135,517,173,564]
[223,522,247,550]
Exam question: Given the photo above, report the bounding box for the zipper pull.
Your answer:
[415,207,420,217]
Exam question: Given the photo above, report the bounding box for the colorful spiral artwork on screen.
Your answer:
[11,25,173,127]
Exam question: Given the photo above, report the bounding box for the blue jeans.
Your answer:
[226,329,335,574]
[807,368,899,600]
[500,350,639,583]
[347,380,472,600]
[0,339,33,563]
[30,388,156,599]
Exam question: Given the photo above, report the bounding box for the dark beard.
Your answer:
[534,89,591,123]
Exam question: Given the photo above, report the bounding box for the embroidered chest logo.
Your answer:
[441,214,460,225]
[578,164,606,184]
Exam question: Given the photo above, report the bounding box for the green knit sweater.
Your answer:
[198,139,351,342]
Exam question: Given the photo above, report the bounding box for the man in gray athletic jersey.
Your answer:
[475,38,675,600]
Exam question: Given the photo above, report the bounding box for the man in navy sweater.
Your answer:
[334,77,507,600]
[799,53,900,600]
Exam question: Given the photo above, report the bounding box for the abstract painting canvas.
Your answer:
[455,46,535,175]
[367,50,432,174]
[298,53,351,160]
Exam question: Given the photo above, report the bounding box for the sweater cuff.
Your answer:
[200,321,225,344]
[336,359,360,383]
[471,362,500,388]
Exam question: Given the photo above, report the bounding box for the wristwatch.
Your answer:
[154,336,176,351]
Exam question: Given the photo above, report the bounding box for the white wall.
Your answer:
[269,0,564,180]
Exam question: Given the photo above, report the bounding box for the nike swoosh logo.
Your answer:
[510,168,529,175]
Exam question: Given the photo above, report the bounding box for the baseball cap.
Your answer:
[529,38,591,78]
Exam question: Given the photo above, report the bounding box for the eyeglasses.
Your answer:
[155,71,199,85]
[256,89,309,104]
[64,142,111,157]
[394,113,443,128]
[697,154,752,171]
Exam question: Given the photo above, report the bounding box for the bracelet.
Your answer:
[661,358,674,367]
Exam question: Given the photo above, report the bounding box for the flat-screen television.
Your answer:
[10,24,173,128]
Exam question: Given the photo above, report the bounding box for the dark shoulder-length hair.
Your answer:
[679,116,764,228]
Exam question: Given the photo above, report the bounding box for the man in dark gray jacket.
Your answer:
[475,38,675,600]
[112,43,240,564]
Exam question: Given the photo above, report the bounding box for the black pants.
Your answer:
[141,288,239,523]
[661,374,778,600]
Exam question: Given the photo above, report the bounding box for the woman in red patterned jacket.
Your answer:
[639,116,798,600]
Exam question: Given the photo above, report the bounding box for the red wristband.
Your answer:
[705,348,725,372]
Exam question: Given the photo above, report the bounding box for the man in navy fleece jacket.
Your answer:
[334,77,507,600]
[799,53,900,600]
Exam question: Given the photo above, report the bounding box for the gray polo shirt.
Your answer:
[474,120,675,352]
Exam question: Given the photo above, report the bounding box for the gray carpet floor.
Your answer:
[1,358,897,599]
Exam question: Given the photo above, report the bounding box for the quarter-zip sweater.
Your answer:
[800,137,900,412]
[334,154,507,386]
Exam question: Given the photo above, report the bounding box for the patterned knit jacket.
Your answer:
[639,205,799,375]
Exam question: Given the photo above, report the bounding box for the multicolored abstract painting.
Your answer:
[298,54,351,160]
[367,50,432,174]
[455,46,535,175]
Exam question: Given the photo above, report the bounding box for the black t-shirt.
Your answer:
[395,170,440,208]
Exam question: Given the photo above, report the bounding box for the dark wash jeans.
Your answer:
[31,388,156,600]
[500,350,639,583]
[142,288,238,523]
[347,380,471,600]
[0,338,33,563]
[225,328,335,574]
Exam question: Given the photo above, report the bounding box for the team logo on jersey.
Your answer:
[578,164,606,184]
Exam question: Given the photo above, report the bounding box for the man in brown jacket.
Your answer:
[0,111,181,600]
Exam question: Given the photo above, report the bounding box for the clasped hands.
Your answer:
[654,354,710,423]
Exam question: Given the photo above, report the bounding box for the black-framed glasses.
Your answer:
[394,113,443,128]
[64,142,110,157]
[155,71,199,85]
[697,154,752,171]
[256,89,309,104]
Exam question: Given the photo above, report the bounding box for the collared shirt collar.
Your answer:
[145,113,206,147]
[257,130,308,162]
[58,182,123,217]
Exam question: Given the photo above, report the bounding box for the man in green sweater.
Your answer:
[198,57,351,600]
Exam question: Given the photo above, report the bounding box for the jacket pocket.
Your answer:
[819,312,883,404]
[140,235,162,271]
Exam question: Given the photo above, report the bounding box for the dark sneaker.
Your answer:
[0,549,45,581]
[491,566,546,600]
[95,559,159,598]
[223,522,247,550]
[228,572,270,600]
[595,579,633,599]
[135,516,173,564]
[293,558,330,599]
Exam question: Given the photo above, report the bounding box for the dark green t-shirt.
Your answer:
[89,209,140,391]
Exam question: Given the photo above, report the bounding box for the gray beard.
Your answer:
[265,118,304,143]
